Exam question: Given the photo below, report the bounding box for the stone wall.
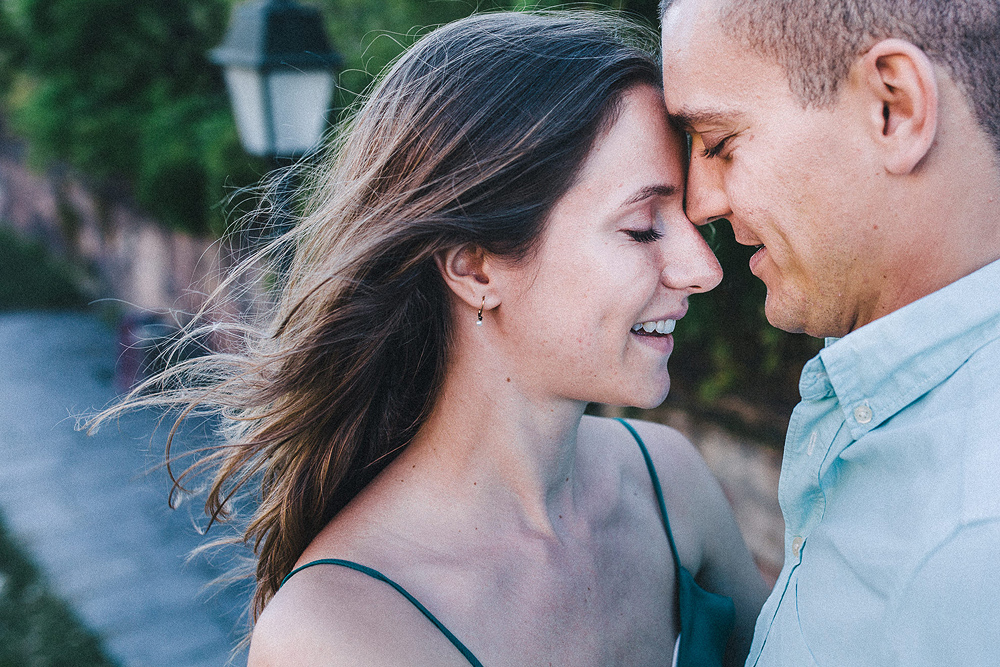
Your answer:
[0,139,223,316]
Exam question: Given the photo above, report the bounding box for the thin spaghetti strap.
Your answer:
[615,418,684,574]
[280,558,484,667]
[616,419,736,667]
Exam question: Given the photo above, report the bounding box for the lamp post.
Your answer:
[211,0,341,159]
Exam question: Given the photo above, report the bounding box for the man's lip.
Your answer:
[748,245,767,274]
[731,229,763,247]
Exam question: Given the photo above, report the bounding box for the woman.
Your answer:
[99,11,767,666]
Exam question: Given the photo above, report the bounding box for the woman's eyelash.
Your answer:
[701,135,733,159]
[626,228,664,243]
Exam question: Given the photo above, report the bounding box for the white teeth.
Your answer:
[633,319,677,334]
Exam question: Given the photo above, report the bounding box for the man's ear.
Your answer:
[434,244,499,312]
[857,38,938,175]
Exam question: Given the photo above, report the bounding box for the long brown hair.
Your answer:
[91,11,660,618]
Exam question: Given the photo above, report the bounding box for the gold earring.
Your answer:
[477,296,485,326]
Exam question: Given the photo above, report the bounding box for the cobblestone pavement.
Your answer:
[0,311,250,666]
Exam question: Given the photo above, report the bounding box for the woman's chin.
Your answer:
[634,390,670,411]
[639,375,671,408]
[599,378,671,411]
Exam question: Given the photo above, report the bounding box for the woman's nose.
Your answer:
[661,217,723,294]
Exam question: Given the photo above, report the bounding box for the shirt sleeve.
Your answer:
[885,519,1000,666]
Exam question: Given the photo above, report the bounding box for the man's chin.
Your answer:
[763,291,809,335]
[765,292,854,339]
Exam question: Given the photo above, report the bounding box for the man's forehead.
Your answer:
[661,0,788,123]
[660,27,751,124]
[661,0,722,42]
[660,0,702,49]
[661,0,736,79]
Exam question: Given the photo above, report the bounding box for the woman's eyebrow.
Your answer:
[622,184,678,208]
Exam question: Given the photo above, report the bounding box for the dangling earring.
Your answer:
[476,296,485,326]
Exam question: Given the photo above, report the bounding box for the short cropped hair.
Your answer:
[661,0,1000,153]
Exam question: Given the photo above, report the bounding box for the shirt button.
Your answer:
[853,404,873,424]
[792,536,804,558]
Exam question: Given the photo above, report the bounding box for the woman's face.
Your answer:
[493,85,722,409]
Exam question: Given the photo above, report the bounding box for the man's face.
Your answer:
[661,0,888,337]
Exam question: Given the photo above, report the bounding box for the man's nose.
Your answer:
[685,154,731,227]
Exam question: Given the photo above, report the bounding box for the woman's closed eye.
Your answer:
[625,228,664,244]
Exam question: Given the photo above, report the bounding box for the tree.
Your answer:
[1,0,260,235]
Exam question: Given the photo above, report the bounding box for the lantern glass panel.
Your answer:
[268,70,335,157]
[222,66,270,157]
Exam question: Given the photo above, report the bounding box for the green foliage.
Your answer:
[0,226,86,310]
[1,0,264,235]
[0,514,119,667]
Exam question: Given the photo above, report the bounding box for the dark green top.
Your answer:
[280,418,735,666]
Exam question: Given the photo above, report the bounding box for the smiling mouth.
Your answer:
[631,319,676,336]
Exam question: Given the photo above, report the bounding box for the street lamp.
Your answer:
[211,0,341,158]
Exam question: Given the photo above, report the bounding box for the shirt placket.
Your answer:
[750,363,840,665]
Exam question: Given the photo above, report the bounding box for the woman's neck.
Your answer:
[399,352,589,539]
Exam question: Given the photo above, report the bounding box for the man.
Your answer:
[659,0,1000,665]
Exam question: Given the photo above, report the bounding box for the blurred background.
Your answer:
[0,1,819,664]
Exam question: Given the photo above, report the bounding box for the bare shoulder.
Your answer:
[248,562,470,667]
[578,416,725,548]
[616,417,734,538]
[579,414,712,489]
[621,417,714,482]
[247,564,393,666]
[578,415,734,562]
[585,416,769,661]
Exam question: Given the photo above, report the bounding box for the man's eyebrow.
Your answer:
[622,185,678,208]
[668,108,741,131]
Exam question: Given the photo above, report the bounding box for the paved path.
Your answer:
[0,311,250,666]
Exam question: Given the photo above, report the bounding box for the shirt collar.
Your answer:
[816,258,1000,440]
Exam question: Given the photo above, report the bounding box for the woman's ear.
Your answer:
[856,38,938,175]
[434,245,499,312]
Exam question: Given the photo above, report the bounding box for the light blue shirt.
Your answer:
[747,258,1000,667]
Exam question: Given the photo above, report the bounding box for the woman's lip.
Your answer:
[631,330,675,354]
[634,312,687,326]
[748,245,767,275]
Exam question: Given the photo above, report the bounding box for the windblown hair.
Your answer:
[91,11,660,619]
[661,0,1000,153]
